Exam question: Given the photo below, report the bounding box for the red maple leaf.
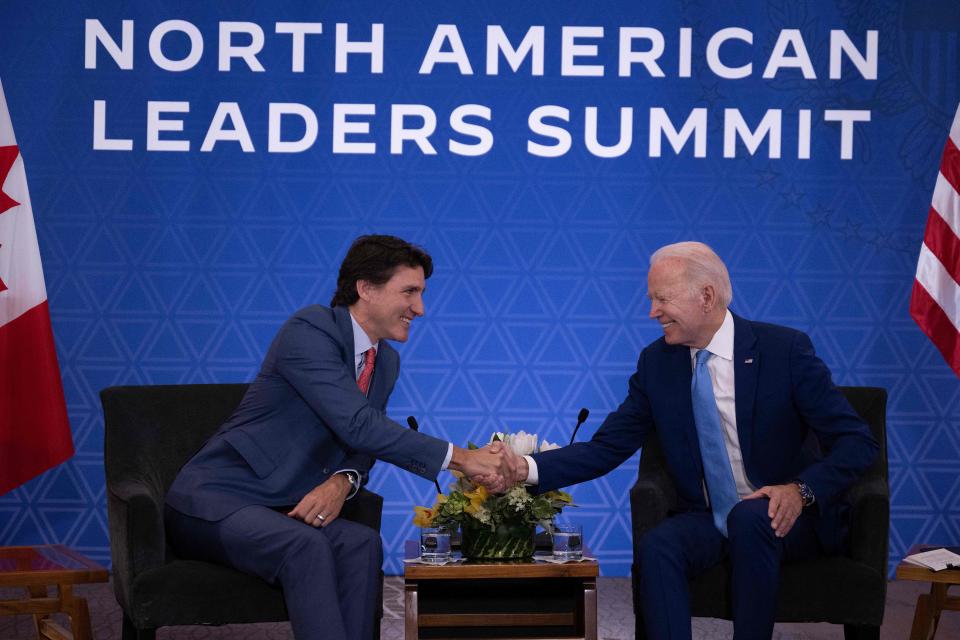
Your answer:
[0,145,21,215]
[0,145,19,291]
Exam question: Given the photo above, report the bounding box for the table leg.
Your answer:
[582,577,598,640]
[930,583,949,639]
[910,584,939,640]
[28,584,47,637]
[59,584,93,640]
[404,581,419,640]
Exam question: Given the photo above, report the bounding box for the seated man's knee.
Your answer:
[727,499,774,541]
[337,521,382,560]
[637,522,683,568]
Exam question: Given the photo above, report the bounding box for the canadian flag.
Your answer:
[0,79,73,494]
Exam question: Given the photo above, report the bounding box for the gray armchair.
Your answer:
[101,383,384,640]
[630,386,888,640]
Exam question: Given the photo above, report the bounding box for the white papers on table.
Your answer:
[903,548,960,572]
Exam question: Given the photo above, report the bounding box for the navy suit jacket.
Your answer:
[533,313,878,552]
[167,304,449,521]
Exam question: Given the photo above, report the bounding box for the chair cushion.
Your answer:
[128,560,288,628]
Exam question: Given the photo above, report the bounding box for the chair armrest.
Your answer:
[845,477,889,570]
[630,470,675,540]
[107,479,166,608]
[339,487,383,533]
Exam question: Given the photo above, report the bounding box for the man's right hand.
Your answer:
[454,442,529,493]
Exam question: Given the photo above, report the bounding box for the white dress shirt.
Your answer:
[524,309,754,499]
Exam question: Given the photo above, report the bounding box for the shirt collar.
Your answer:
[691,309,734,362]
[349,313,378,357]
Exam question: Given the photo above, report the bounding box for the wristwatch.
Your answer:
[793,480,815,507]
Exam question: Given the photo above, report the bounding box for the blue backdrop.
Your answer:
[1,0,958,577]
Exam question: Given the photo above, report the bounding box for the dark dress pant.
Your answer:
[165,504,381,640]
[636,498,822,640]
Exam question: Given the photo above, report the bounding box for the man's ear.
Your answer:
[356,279,375,302]
[701,284,717,313]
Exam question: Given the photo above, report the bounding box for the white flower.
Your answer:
[472,505,492,524]
[538,439,562,452]
[505,485,532,511]
[505,431,538,456]
[490,432,507,445]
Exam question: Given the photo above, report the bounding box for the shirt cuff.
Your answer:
[523,455,539,485]
[440,443,454,471]
[334,469,361,500]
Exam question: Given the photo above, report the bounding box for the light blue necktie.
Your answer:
[691,349,739,537]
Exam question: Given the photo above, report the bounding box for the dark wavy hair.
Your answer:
[330,235,433,307]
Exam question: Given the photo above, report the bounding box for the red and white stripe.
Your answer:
[911,104,960,377]
[0,78,73,494]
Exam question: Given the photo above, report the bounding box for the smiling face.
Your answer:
[353,265,426,343]
[646,257,719,348]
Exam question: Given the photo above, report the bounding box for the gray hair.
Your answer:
[650,241,733,308]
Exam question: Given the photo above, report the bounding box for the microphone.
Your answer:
[570,408,590,445]
[408,416,443,495]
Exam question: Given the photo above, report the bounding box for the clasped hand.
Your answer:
[458,441,527,493]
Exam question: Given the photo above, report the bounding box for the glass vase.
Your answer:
[460,520,535,560]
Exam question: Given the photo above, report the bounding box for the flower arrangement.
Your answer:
[413,431,574,559]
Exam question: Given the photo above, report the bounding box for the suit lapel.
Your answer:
[368,344,394,408]
[732,313,759,468]
[661,344,702,475]
[333,305,358,379]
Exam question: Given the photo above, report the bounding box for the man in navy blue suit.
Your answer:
[491,241,878,640]
[165,235,510,640]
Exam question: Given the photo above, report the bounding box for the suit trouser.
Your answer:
[636,498,822,640]
[165,504,381,640]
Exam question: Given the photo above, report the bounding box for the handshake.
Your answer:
[450,441,530,493]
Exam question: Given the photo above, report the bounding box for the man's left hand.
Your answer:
[287,474,352,528]
[742,483,803,538]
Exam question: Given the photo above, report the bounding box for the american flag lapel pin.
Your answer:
[744,358,754,364]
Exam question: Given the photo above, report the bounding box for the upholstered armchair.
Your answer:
[630,386,888,640]
[101,383,384,640]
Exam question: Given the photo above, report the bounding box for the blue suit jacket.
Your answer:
[533,313,878,551]
[167,304,449,521]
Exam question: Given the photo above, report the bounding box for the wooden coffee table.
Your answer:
[403,540,598,639]
[895,545,960,640]
[0,545,109,640]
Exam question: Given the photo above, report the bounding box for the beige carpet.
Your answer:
[1,578,957,639]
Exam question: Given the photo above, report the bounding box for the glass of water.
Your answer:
[419,526,452,564]
[552,523,583,561]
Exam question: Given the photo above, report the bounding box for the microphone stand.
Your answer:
[408,416,444,494]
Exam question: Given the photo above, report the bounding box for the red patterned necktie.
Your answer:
[357,347,376,395]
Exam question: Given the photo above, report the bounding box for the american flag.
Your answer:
[910,104,960,377]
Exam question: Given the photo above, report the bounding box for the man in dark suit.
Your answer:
[491,241,878,640]
[165,235,509,640]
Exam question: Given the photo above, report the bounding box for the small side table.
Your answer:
[0,545,109,640]
[896,545,960,640]
[403,540,598,640]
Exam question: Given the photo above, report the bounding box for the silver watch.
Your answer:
[793,480,815,507]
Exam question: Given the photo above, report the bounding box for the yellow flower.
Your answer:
[412,505,435,527]
[413,494,449,527]
[544,490,573,504]
[463,485,489,515]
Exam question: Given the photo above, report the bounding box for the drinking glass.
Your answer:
[419,526,452,563]
[552,523,583,561]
